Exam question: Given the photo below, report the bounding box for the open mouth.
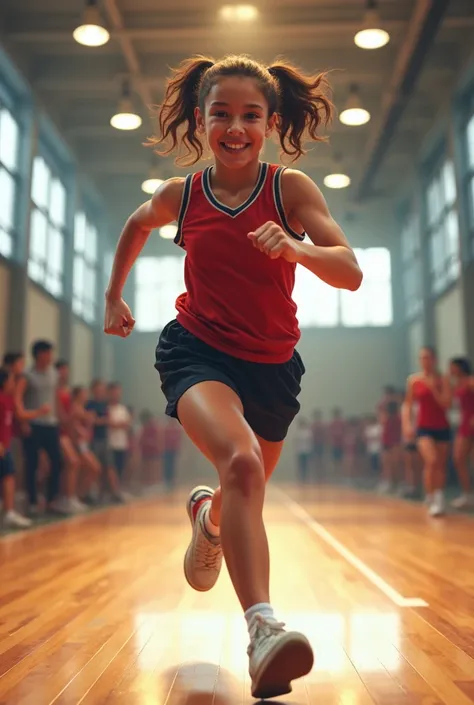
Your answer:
[220,142,251,153]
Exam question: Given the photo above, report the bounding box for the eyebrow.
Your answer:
[209,101,265,110]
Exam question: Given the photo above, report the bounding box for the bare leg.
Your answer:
[453,436,472,493]
[178,381,280,611]
[416,437,437,496]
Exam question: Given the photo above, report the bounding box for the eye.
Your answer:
[213,111,228,118]
[245,112,260,120]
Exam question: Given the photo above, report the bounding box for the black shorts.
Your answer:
[416,427,451,443]
[155,320,305,442]
[0,451,15,479]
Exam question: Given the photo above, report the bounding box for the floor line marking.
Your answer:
[273,487,429,609]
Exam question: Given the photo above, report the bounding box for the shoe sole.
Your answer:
[251,632,314,700]
[183,485,215,592]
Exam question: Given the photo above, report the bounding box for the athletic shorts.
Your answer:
[416,427,451,443]
[0,450,15,479]
[155,319,305,443]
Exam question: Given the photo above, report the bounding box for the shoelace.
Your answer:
[247,614,286,655]
[195,537,222,569]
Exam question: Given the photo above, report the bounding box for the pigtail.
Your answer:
[268,61,333,161]
[147,56,214,166]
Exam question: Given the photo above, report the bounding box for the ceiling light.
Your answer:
[111,78,142,130]
[141,178,164,195]
[73,0,110,47]
[324,173,351,189]
[354,1,390,50]
[220,5,259,21]
[160,224,178,240]
[339,85,371,126]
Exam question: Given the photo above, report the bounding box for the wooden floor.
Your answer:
[1,485,474,705]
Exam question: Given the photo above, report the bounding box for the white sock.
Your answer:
[244,602,275,634]
[203,504,220,537]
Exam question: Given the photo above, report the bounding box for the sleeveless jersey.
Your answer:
[173,162,305,364]
[413,378,449,430]
[455,383,474,437]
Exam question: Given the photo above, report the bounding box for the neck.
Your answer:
[212,157,261,193]
[34,362,49,372]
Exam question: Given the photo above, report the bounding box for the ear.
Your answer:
[195,106,206,134]
[265,113,277,138]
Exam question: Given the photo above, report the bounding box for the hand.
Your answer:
[404,425,415,442]
[38,403,51,416]
[104,297,135,338]
[248,222,301,262]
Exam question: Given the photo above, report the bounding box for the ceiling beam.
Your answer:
[356,0,451,200]
[101,0,152,124]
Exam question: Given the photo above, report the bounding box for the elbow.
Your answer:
[345,265,363,292]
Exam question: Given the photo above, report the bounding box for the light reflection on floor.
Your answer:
[133,610,401,675]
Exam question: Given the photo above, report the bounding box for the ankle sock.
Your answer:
[244,602,275,634]
[203,504,220,537]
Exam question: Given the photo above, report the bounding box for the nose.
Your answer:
[227,117,245,134]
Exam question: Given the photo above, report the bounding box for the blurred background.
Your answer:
[0,0,473,491]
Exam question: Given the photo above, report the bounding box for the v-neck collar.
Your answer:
[202,162,268,218]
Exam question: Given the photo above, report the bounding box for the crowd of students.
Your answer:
[293,348,474,517]
[0,339,183,530]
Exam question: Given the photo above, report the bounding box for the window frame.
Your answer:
[27,145,70,299]
[72,206,99,324]
[0,94,22,261]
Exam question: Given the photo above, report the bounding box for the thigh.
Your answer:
[256,435,284,479]
[454,434,470,461]
[416,435,438,464]
[177,380,262,471]
[60,436,79,466]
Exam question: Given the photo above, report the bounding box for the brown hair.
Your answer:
[148,54,333,166]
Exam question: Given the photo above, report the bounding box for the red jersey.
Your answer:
[58,388,71,436]
[140,422,161,457]
[413,378,448,430]
[174,162,305,363]
[0,392,14,450]
[163,423,181,452]
[455,384,474,437]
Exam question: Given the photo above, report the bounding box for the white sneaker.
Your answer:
[3,510,33,529]
[247,614,314,699]
[184,485,222,592]
[70,497,88,513]
[451,494,474,509]
[428,490,445,517]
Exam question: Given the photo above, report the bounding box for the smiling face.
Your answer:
[419,347,436,375]
[195,76,276,169]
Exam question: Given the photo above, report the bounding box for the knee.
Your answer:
[220,446,265,497]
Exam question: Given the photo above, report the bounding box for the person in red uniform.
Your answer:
[0,368,38,529]
[138,410,162,488]
[446,357,474,509]
[403,346,450,517]
[162,416,182,491]
[103,54,363,697]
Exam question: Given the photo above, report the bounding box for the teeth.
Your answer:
[224,143,246,150]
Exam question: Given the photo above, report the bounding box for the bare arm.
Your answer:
[401,376,415,440]
[105,178,184,302]
[284,170,363,291]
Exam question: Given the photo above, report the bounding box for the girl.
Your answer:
[104,54,362,698]
[447,357,474,508]
[403,347,450,517]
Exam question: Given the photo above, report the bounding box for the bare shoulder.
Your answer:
[152,176,186,216]
[407,373,420,386]
[280,167,325,209]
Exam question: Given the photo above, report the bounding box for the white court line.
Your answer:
[273,487,428,609]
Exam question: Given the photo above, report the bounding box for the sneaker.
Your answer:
[428,490,445,517]
[247,614,314,699]
[451,493,474,509]
[3,510,33,529]
[184,485,222,592]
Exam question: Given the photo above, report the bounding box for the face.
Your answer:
[196,76,275,169]
[12,357,24,376]
[57,364,69,385]
[449,362,463,379]
[419,347,436,374]
[109,385,122,404]
[92,382,106,400]
[37,349,53,367]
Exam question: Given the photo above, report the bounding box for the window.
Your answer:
[294,247,393,328]
[73,212,97,323]
[135,256,185,332]
[28,155,67,297]
[134,249,392,333]
[400,209,423,319]
[425,159,459,294]
[0,106,20,258]
[464,110,474,257]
